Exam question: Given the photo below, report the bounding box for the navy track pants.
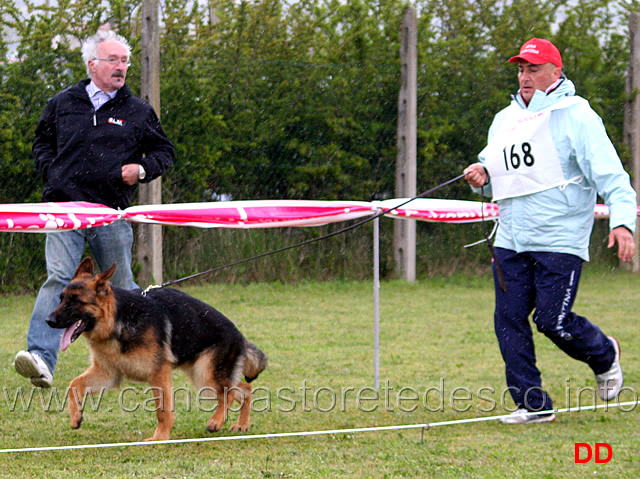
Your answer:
[492,247,615,411]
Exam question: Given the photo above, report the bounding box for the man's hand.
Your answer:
[608,226,636,262]
[464,163,488,188]
[122,164,140,186]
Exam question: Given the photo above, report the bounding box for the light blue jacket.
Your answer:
[477,78,636,261]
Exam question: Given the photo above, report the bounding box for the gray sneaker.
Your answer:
[14,350,53,388]
[595,337,623,401]
[500,408,556,425]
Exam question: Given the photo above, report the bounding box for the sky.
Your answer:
[2,1,29,55]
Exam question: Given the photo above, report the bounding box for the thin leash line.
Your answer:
[160,173,468,288]
[0,400,635,454]
[480,184,506,293]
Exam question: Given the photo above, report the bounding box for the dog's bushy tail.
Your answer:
[243,341,268,383]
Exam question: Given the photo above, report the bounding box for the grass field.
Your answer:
[0,266,638,477]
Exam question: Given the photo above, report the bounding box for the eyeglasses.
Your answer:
[95,57,132,67]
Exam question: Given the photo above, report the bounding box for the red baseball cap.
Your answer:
[508,38,562,68]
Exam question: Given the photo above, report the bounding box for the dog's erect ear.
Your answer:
[97,263,117,283]
[75,257,95,277]
[95,263,116,296]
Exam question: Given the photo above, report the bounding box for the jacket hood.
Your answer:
[513,75,576,111]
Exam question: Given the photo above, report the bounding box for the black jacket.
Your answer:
[33,79,175,210]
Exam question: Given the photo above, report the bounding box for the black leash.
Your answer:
[160,173,468,288]
[481,186,506,293]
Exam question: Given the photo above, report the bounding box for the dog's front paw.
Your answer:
[206,418,224,432]
[229,422,249,432]
[70,413,83,429]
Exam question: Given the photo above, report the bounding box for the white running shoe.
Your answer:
[14,350,53,388]
[595,337,623,401]
[500,408,556,425]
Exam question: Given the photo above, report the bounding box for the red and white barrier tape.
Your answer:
[0,199,636,233]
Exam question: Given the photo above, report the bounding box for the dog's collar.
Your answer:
[141,285,162,297]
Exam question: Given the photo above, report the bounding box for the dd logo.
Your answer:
[575,443,612,463]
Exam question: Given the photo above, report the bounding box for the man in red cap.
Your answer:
[508,38,563,105]
[464,38,636,424]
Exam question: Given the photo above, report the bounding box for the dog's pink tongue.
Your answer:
[60,323,78,352]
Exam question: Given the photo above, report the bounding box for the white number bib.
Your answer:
[481,96,586,201]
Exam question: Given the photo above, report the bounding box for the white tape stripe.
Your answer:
[0,400,635,454]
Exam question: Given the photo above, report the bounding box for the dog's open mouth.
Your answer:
[60,320,88,351]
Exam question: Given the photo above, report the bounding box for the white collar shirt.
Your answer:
[85,81,118,111]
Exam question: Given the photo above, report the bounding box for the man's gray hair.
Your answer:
[81,30,132,77]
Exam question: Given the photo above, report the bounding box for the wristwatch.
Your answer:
[138,165,146,181]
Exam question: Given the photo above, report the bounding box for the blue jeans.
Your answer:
[492,248,614,412]
[26,220,138,374]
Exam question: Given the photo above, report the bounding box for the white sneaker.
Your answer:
[500,408,556,425]
[14,351,53,388]
[595,337,623,401]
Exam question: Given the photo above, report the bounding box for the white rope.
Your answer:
[0,400,635,454]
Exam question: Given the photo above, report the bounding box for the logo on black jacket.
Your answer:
[108,117,125,127]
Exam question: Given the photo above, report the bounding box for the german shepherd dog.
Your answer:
[46,257,267,441]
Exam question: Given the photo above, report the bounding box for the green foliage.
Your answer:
[158,0,405,203]
[0,0,635,291]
